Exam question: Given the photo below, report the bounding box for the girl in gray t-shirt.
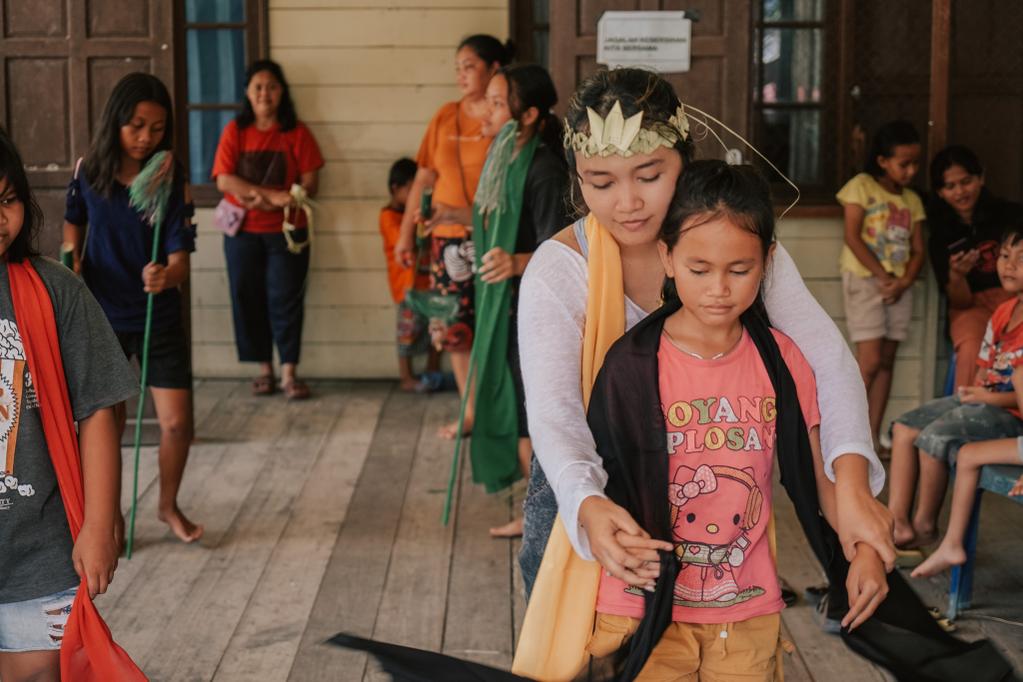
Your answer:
[0,130,138,677]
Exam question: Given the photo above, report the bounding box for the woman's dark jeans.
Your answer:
[519,455,558,600]
[224,230,309,365]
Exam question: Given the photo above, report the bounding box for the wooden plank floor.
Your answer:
[99,380,1022,681]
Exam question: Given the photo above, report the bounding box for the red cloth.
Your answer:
[211,119,324,233]
[7,260,146,681]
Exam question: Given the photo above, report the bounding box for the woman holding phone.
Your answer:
[928,146,1023,388]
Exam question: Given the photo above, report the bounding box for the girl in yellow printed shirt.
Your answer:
[838,120,926,448]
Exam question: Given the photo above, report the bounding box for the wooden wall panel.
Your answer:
[86,0,149,37]
[3,0,66,37]
[0,1,173,255]
[5,58,69,167]
[579,0,642,34]
[947,0,1023,199]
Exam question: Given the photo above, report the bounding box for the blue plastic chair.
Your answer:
[946,465,1023,619]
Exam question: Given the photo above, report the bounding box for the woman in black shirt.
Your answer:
[928,145,1023,389]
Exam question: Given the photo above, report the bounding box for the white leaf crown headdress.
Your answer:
[564,100,690,159]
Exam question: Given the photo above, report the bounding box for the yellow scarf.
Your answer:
[512,214,625,681]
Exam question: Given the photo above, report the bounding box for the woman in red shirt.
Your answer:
[213,60,324,399]
[394,34,512,438]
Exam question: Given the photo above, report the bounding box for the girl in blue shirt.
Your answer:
[62,73,202,544]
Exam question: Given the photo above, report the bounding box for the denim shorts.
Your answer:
[894,395,1023,465]
[0,586,77,652]
[519,456,558,600]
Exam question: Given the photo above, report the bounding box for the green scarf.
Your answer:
[445,122,538,516]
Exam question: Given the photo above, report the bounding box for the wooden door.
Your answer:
[0,0,174,255]
[947,1,1023,199]
[549,0,751,140]
[842,0,933,179]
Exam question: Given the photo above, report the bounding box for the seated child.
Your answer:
[912,377,1023,577]
[379,158,437,391]
[888,225,1023,549]
[586,161,887,679]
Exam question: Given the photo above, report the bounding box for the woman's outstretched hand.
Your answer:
[578,495,673,590]
[835,481,897,571]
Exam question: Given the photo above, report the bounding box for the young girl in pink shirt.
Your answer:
[586,160,887,679]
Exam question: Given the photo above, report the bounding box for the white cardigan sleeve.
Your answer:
[764,243,886,495]
[518,242,608,560]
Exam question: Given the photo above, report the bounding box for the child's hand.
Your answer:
[72,520,119,600]
[479,247,514,284]
[876,273,897,294]
[394,233,415,268]
[957,385,992,404]
[882,276,911,304]
[843,542,889,631]
[578,496,673,591]
[1010,474,1023,497]
[142,262,168,294]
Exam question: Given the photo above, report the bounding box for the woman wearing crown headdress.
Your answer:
[512,67,898,680]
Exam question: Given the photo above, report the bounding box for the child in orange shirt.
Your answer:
[380,158,437,390]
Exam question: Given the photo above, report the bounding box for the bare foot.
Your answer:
[911,544,967,578]
[489,517,524,538]
[438,419,472,440]
[893,518,916,548]
[158,506,204,543]
[399,378,420,392]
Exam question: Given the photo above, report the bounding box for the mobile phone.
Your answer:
[420,187,433,221]
[947,237,970,255]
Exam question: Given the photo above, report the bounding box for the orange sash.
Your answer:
[8,260,146,681]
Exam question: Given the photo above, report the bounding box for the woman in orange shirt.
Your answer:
[395,34,513,438]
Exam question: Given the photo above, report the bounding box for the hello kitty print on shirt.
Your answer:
[595,329,821,624]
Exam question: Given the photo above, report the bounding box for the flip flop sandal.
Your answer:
[779,578,798,607]
[252,375,276,396]
[895,548,926,568]
[804,583,829,605]
[282,379,311,401]
[927,607,959,631]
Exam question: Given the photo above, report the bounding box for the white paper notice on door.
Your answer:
[597,11,692,73]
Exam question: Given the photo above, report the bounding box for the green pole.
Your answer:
[125,216,162,559]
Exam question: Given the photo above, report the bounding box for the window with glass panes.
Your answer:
[183,0,266,205]
[512,0,550,68]
[752,0,834,197]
